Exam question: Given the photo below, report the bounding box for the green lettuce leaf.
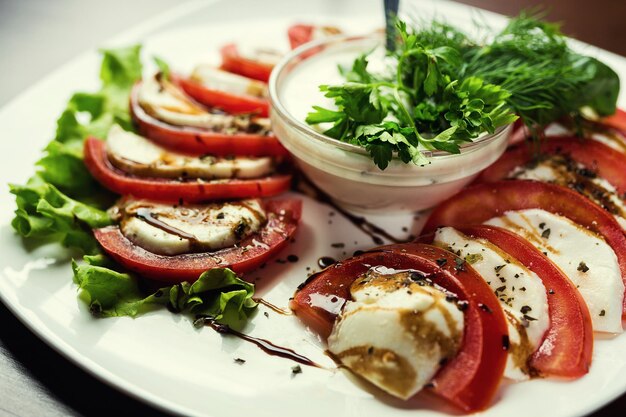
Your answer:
[10,176,112,254]
[11,44,142,250]
[72,257,258,329]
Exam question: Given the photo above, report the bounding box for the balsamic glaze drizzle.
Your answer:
[198,316,321,368]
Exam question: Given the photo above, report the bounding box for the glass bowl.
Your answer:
[269,35,512,213]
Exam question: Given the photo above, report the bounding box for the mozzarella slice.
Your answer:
[311,25,342,40]
[544,122,626,154]
[106,125,274,179]
[117,199,266,255]
[137,76,270,132]
[485,209,624,333]
[236,46,282,67]
[190,65,266,98]
[328,266,464,400]
[510,155,626,230]
[434,227,549,380]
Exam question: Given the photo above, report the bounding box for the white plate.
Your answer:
[1,1,626,416]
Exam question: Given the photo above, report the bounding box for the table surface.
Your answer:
[0,1,625,416]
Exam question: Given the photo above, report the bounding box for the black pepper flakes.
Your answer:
[577,261,589,273]
[520,305,532,314]
[494,264,506,273]
[478,303,493,313]
[599,309,606,317]
[541,228,551,239]
[234,358,246,364]
[291,365,302,375]
[436,258,448,267]
[454,257,466,271]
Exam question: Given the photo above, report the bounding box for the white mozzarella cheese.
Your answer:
[106,125,273,179]
[485,209,624,333]
[117,199,266,255]
[190,65,266,97]
[235,46,283,67]
[434,227,549,380]
[328,266,464,400]
[137,77,270,132]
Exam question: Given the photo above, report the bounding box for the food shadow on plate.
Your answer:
[336,366,465,414]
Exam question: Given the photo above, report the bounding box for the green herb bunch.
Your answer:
[306,14,619,170]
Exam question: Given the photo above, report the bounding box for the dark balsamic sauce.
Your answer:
[136,208,199,244]
[293,173,407,245]
[198,316,321,368]
[318,257,337,269]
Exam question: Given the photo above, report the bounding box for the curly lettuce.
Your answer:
[73,256,258,329]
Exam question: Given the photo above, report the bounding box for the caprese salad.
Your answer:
[10,32,305,326]
[292,109,626,413]
[8,13,626,416]
[290,16,626,414]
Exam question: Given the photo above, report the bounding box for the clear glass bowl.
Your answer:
[269,35,512,213]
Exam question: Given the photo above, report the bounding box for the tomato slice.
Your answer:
[130,83,287,157]
[601,108,626,133]
[94,198,301,282]
[478,136,626,194]
[453,225,593,378]
[83,137,291,203]
[220,43,274,83]
[287,24,315,49]
[173,74,269,117]
[421,180,626,313]
[291,243,508,412]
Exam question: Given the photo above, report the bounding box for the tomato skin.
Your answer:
[421,180,626,314]
[477,136,626,194]
[130,83,287,157]
[83,137,292,203]
[93,199,301,282]
[174,74,269,117]
[220,43,273,83]
[602,108,626,133]
[291,243,508,412]
[454,225,593,378]
[287,24,315,49]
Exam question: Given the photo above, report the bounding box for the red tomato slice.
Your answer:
[174,74,269,117]
[83,137,291,203]
[478,136,626,194]
[291,243,508,412]
[287,24,315,49]
[220,43,274,83]
[93,198,301,282]
[454,225,593,378]
[601,108,626,133]
[421,180,626,313]
[130,83,287,157]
